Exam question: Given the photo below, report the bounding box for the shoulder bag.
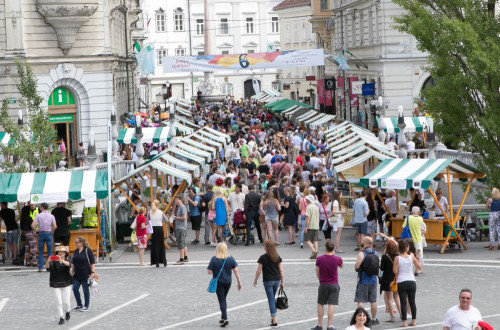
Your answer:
[146,211,154,235]
[130,216,137,230]
[208,258,227,293]
[275,288,289,310]
[401,216,411,239]
[329,201,339,224]
[390,256,398,293]
[86,248,99,289]
[321,204,331,231]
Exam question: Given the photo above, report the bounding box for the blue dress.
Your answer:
[215,198,227,226]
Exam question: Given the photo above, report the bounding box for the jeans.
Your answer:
[216,282,231,320]
[264,280,280,317]
[398,281,417,321]
[73,278,90,308]
[233,158,241,168]
[246,212,262,243]
[300,215,306,244]
[203,214,211,244]
[37,232,53,269]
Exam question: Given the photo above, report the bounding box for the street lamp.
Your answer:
[294,80,301,101]
[376,96,386,143]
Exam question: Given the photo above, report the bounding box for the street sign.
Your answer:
[49,114,74,123]
[362,83,375,95]
[7,97,16,104]
[306,76,316,81]
[351,81,363,94]
[324,78,336,90]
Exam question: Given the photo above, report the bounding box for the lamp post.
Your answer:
[376,96,386,143]
[87,130,98,170]
[396,105,407,159]
[134,114,144,167]
[110,105,119,159]
[294,80,301,102]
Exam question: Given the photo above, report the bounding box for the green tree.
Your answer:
[393,0,500,187]
[0,60,61,172]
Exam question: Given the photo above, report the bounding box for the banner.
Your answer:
[349,77,359,107]
[252,79,260,94]
[163,49,324,73]
[317,79,325,105]
[325,90,333,107]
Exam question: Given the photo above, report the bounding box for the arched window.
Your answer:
[421,76,437,91]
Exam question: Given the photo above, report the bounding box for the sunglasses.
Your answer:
[75,241,81,244]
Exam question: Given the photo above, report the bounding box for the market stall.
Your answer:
[264,98,313,114]
[251,89,283,103]
[0,170,108,256]
[359,158,485,253]
[377,116,429,133]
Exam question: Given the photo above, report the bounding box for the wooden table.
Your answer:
[390,218,460,245]
[36,229,99,256]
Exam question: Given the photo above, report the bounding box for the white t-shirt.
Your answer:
[407,140,415,151]
[385,197,397,214]
[345,326,370,330]
[228,192,245,213]
[442,305,482,330]
[387,141,397,152]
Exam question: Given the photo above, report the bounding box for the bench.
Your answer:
[476,211,490,241]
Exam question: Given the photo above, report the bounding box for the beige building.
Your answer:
[0,0,141,157]
[273,0,318,106]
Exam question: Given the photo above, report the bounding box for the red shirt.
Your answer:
[296,156,304,167]
[136,214,147,236]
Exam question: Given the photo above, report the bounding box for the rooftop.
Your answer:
[273,0,311,11]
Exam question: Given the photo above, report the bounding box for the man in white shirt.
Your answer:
[309,154,323,170]
[387,137,398,152]
[291,132,302,161]
[443,288,482,330]
[406,139,415,151]
[228,184,245,221]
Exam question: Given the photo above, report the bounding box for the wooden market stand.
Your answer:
[360,158,485,253]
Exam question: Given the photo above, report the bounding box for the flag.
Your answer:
[252,79,260,94]
[134,42,141,53]
[147,17,151,28]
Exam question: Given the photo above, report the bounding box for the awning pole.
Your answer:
[446,167,454,222]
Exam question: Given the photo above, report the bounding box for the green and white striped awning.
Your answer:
[377,117,429,133]
[120,159,192,185]
[117,127,171,145]
[359,159,482,190]
[0,132,12,146]
[0,170,108,203]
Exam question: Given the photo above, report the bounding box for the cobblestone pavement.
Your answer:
[1,228,499,329]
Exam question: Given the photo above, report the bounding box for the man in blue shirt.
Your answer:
[352,191,369,250]
[187,187,202,244]
[354,237,380,325]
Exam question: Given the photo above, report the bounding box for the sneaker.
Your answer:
[183,256,189,263]
[220,320,229,327]
[211,242,217,247]
[59,318,65,325]
[205,242,211,245]
[371,318,379,325]
[65,312,70,321]
[312,251,318,259]
[80,307,88,312]
[73,306,83,311]
[327,327,336,330]
[311,326,323,330]
[175,260,184,265]
[309,252,316,260]
[300,243,304,249]
[191,239,199,244]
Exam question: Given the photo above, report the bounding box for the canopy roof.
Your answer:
[252,89,283,103]
[119,157,192,185]
[264,98,313,113]
[0,170,108,203]
[377,117,429,133]
[360,158,484,190]
[0,132,12,147]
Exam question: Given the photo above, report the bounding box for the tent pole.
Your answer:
[123,181,147,207]
[450,178,473,251]
[427,186,452,253]
[116,184,140,212]
[149,166,154,205]
[446,167,454,222]
[375,188,394,219]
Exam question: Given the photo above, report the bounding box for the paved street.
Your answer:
[1,228,500,330]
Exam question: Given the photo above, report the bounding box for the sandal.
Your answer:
[275,242,280,246]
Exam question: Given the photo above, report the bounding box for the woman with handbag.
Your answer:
[71,236,95,312]
[135,207,148,266]
[260,190,281,245]
[281,187,296,245]
[46,245,73,325]
[331,191,347,253]
[253,241,284,327]
[393,239,421,327]
[149,200,168,267]
[297,186,309,249]
[319,194,333,243]
[207,242,242,328]
[377,237,401,322]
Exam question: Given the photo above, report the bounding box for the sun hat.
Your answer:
[306,195,316,203]
[55,245,69,255]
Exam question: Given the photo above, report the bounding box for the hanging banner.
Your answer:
[325,90,333,107]
[252,79,260,94]
[163,49,325,73]
[349,77,359,107]
[317,79,325,105]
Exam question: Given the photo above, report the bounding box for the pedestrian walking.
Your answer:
[253,241,284,327]
[377,237,401,322]
[135,207,148,266]
[214,188,230,243]
[403,206,424,274]
[149,200,168,267]
[352,191,369,250]
[394,239,421,327]
[77,142,87,166]
[281,187,297,245]
[203,183,215,245]
[354,237,380,325]
[443,288,483,330]
[45,245,73,325]
[207,242,242,328]
[319,194,333,243]
[260,190,281,245]
[51,202,72,246]
[72,236,95,312]
[187,187,202,244]
[0,202,19,265]
[311,241,343,330]
[485,187,500,250]
[20,203,37,267]
[32,203,57,272]
[172,196,189,264]
[331,191,346,253]
[345,307,372,330]
[305,195,320,259]
[297,186,309,248]
[244,184,263,245]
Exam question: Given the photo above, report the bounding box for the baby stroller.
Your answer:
[228,210,255,245]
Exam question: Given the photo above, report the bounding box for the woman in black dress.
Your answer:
[149,200,168,267]
[378,236,401,322]
[281,187,296,245]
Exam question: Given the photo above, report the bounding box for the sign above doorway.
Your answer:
[49,114,74,123]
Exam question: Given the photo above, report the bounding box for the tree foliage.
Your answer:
[0,60,61,172]
[393,0,500,187]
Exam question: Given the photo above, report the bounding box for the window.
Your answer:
[320,0,328,11]
[197,51,205,55]
[156,13,165,32]
[176,48,186,56]
[293,23,298,42]
[220,18,229,35]
[247,49,255,53]
[271,17,279,33]
[174,13,184,31]
[221,50,229,55]
[246,17,254,34]
[285,24,290,43]
[196,19,204,35]
[302,22,306,42]
[157,49,167,65]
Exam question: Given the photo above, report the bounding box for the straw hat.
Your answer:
[306,195,316,204]
[55,245,69,256]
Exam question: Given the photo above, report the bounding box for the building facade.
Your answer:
[138,0,282,101]
[0,0,141,157]
[329,0,431,127]
[273,0,318,106]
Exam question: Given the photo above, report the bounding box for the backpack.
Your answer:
[360,250,380,276]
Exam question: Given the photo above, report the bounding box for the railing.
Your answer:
[407,149,429,159]
[71,160,137,181]
[435,149,476,167]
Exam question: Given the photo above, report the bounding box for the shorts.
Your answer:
[355,222,368,235]
[191,215,202,231]
[175,229,186,250]
[266,217,279,225]
[331,217,344,232]
[7,229,19,244]
[367,220,377,235]
[317,284,340,305]
[137,234,148,249]
[355,283,378,303]
[304,229,319,242]
[54,235,70,246]
[380,280,391,293]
